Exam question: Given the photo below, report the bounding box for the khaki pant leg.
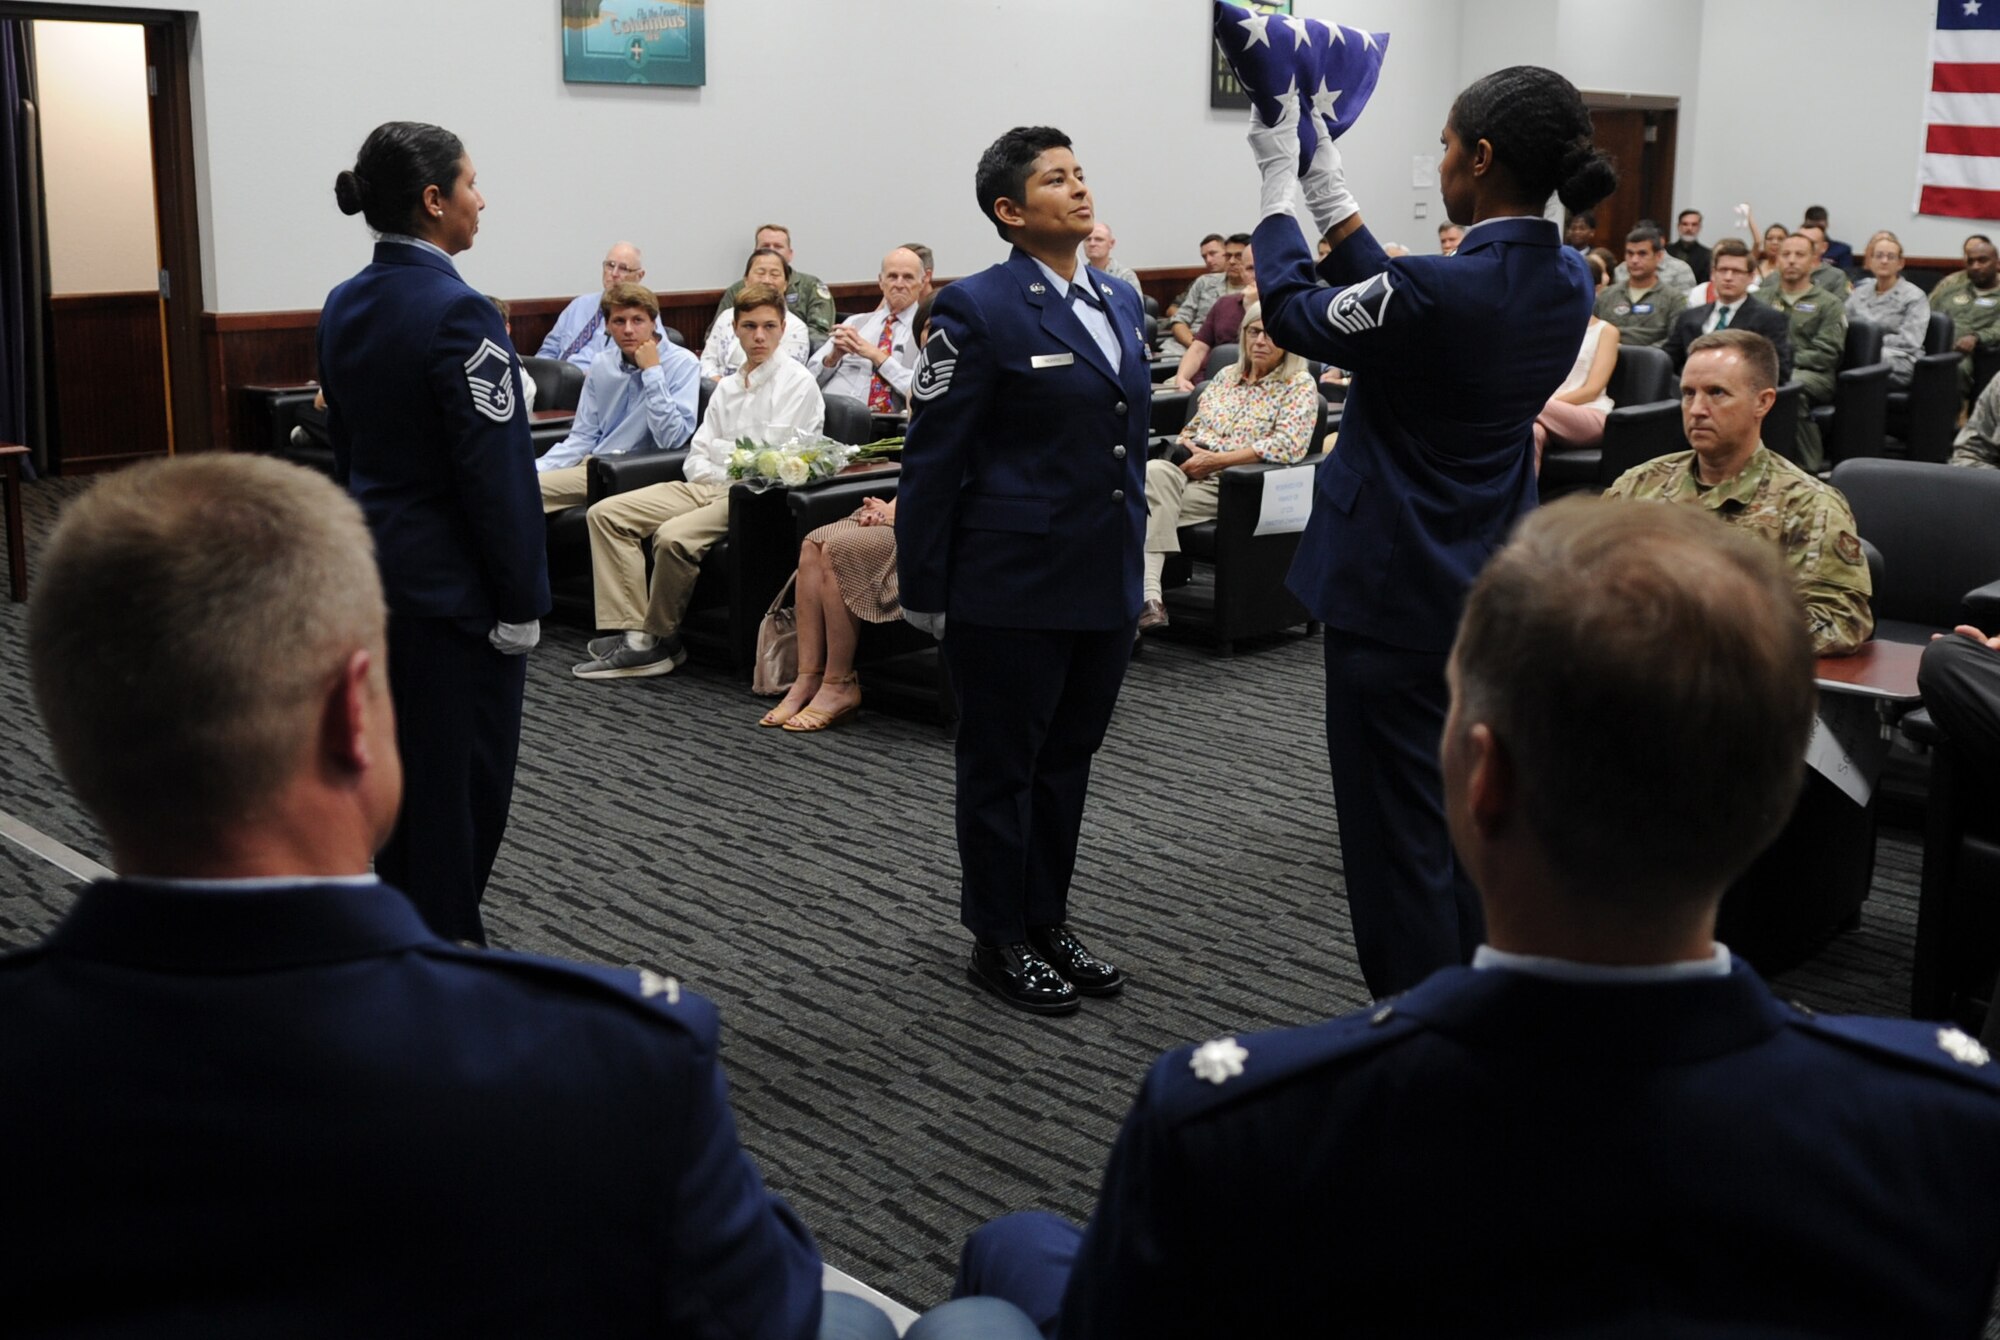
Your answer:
[538,463,591,512]
[643,483,731,636]
[586,483,711,633]
[1144,458,1191,554]
[1176,477,1223,529]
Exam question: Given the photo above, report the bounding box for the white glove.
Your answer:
[1248,107,1301,222]
[1301,134,1359,236]
[489,619,540,655]
[902,609,945,640]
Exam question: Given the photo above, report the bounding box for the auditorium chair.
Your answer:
[1204,342,1241,382]
[1150,389,1193,438]
[1809,317,1891,470]
[1143,315,1160,356]
[1538,343,1677,500]
[1141,294,1161,319]
[521,356,586,413]
[1759,381,1809,467]
[1885,313,1961,464]
[822,394,874,447]
[1155,384,1334,653]
[1829,458,2000,644]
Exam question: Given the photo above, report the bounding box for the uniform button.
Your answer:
[1112,489,1125,501]
[1113,445,1127,459]
[1114,401,1128,415]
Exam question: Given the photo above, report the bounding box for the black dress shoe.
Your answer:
[969,942,1080,1015]
[1027,923,1125,997]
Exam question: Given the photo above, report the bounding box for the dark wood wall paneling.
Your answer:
[51,292,171,472]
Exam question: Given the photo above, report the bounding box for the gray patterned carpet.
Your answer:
[0,474,1941,1311]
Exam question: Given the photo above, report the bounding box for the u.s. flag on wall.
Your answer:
[1920,0,2000,218]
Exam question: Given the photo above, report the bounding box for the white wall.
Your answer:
[46,0,1976,311]
[34,19,159,295]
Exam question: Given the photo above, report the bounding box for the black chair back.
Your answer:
[697,376,716,429]
[521,356,587,413]
[1141,294,1161,318]
[1143,315,1159,355]
[1925,311,1955,356]
[1760,382,1807,464]
[1843,316,1883,370]
[823,394,874,446]
[1605,344,1675,406]
[664,326,687,347]
[1150,390,1192,437]
[1830,459,2000,632]
[1205,343,1240,380]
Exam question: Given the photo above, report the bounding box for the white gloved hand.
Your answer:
[1301,133,1359,236]
[902,609,946,640]
[1248,107,1301,222]
[489,619,540,655]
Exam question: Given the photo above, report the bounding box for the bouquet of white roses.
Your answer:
[725,435,856,489]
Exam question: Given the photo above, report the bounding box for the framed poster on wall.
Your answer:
[562,0,705,88]
[1210,0,1290,110]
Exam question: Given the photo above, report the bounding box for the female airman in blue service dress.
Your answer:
[895,127,1151,1015]
[318,122,548,946]
[1235,47,1617,998]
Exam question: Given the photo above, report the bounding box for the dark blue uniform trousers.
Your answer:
[1324,628,1483,998]
[376,614,527,946]
[942,622,1133,946]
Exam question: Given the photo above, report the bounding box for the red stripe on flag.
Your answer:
[1928,125,2000,156]
[1933,62,2000,95]
[1920,184,2000,220]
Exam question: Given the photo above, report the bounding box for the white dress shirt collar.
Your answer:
[1472,942,1732,982]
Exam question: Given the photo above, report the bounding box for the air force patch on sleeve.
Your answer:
[464,338,518,424]
[911,327,960,403]
[1327,272,1395,335]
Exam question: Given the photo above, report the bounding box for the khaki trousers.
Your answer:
[1143,457,1223,600]
[539,464,590,512]
[585,480,729,636]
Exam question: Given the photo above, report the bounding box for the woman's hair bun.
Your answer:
[1557,144,1618,214]
[333,169,368,217]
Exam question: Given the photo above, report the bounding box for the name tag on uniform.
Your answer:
[1979,298,1997,308]
[1798,302,1816,312]
[1632,303,1653,314]
[1030,353,1075,369]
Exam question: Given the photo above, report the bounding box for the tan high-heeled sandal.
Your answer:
[759,666,824,728]
[782,672,861,733]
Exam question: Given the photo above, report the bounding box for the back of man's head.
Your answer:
[1452,498,1816,909]
[30,455,385,852]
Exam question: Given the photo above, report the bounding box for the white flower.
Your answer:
[754,449,784,479]
[1189,1036,1248,1085]
[777,455,811,487]
[1939,1027,1991,1067]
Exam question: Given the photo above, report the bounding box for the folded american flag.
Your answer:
[1212,1,1389,174]
[1919,0,2000,218]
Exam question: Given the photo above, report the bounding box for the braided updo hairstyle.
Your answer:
[1449,67,1617,215]
[333,121,465,236]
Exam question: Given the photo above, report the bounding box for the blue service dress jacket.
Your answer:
[1255,214,1593,652]
[895,249,1150,631]
[319,241,549,626]
[0,879,824,1338]
[1055,961,2000,1338]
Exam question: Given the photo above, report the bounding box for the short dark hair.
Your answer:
[1803,205,1829,225]
[1626,223,1665,249]
[334,121,464,237]
[1570,210,1598,229]
[1709,237,1753,267]
[1967,234,1995,250]
[1586,252,1607,285]
[901,241,935,274]
[743,246,793,281]
[1448,66,1616,213]
[1687,328,1780,393]
[486,294,510,323]
[599,281,660,322]
[1452,497,1816,905]
[754,223,792,245]
[733,282,786,322]
[1200,232,1226,246]
[1225,232,1253,248]
[975,126,1073,241]
[1677,208,1702,225]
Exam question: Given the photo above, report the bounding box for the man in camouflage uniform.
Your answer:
[1596,222,1686,347]
[714,223,836,345]
[1950,361,2000,469]
[1930,234,2000,397]
[1756,234,1847,473]
[1606,329,1873,656]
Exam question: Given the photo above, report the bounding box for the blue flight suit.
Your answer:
[0,878,825,1338]
[958,962,2000,1337]
[1255,214,1593,998]
[319,240,549,945]
[895,251,1149,945]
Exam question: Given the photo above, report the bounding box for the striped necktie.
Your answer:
[560,310,603,362]
[867,314,897,412]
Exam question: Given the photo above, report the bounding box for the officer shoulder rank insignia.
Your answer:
[637,968,681,1004]
[1328,272,1394,334]
[911,327,960,403]
[1938,1026,1990,1067]
[1190,1036,1248,1085]
[463,338,517,424]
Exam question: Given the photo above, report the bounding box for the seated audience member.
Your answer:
[1663,238,1794,379]
[7,452,900,1340]
[1083,222,1141,293]
[718,224,836,345]
[574,285,825,680]
[1668,208,1712,284]
[702,248,813,380]
[1931,234,2000,395]
[1564,209,1597,251]
[1166,232,1226,318]
[1596,223,1687,348]
[487,295,536,411]
[1169,231,1249,347]
[811,247,925,412]
[1922,626,2000,772]
[1532,308,1618,466]
[1437,222,1464,255]
[1794,222,1853,297]
[1606,330,1871,654]
[950,495,2000,1339]
[1846,231,1926,388]
[1172,243,1255,391]
[1587,246,1617,288]
[902,241,936,297]
[538,241,668,369]
[1612,222,1696,296]
[537,282,701,511]
[1757,222,1789,283]
[1585,250,1609,293]
[1758,234,1849,471]
[1141,304,1317,629]
[1804,204,1855,272]
[1949,361,2000,469]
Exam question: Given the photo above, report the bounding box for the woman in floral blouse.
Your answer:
[1139,303,1320,629]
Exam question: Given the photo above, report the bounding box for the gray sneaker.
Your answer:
[572,635,687,680]
[586,633,625,659]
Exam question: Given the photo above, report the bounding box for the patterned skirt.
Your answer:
[807,512,902,623]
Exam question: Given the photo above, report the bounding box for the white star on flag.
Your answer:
[1190,1036,1249,1085]
[1312,80,1343,124]
[1284,15,1310,47]
[1329,24,1347,43]
[1966,0,1982,15]
[1238,12,1272,48]
[1358,28,1380,50]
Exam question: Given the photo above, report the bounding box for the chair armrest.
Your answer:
[1150,391,1192,435]
[1899,706,1942,748]
[589,449,688,501]
[786,472,903,532]
[1964,578,2000,629]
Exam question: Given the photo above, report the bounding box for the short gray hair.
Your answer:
[1237,302,1307,384]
